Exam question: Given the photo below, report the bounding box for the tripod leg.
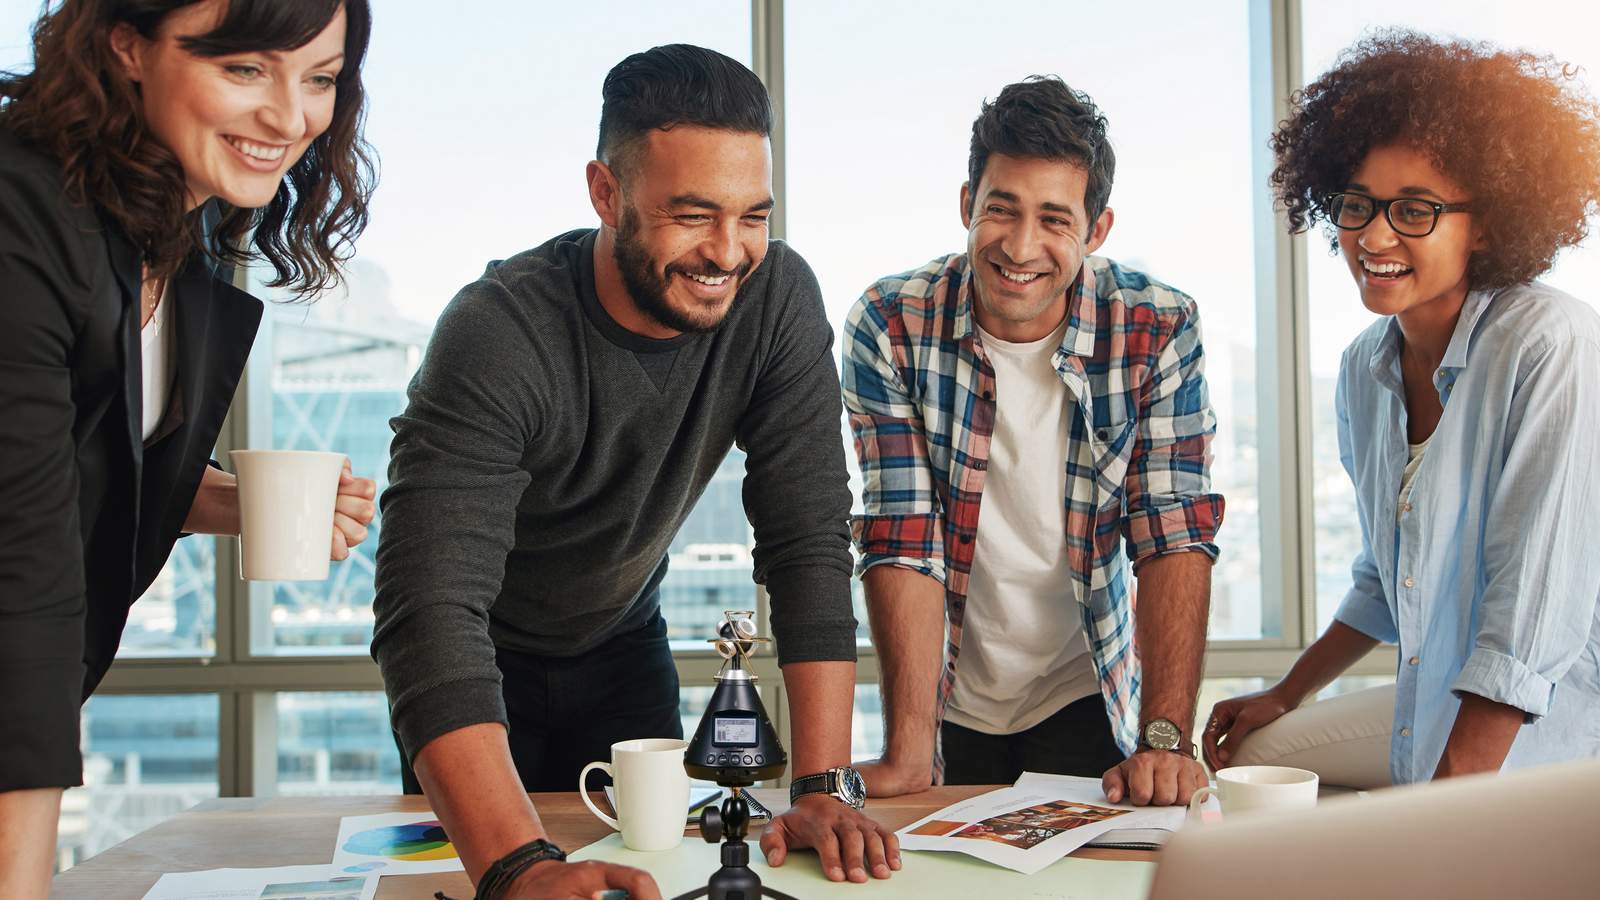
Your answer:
[759,888,801,900]
[669,889,711,900]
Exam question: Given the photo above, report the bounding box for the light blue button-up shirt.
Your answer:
[1334,281,1600,784]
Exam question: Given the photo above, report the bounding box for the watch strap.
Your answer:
[789,771,834,803]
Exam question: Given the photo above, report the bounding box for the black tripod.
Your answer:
[671,788,798,900]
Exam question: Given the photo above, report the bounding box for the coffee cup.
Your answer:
[230,449,346,581]
[1188,765,1318,820]
[579,738,690,851]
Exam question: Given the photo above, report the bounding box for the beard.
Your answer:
[613,207,751,334]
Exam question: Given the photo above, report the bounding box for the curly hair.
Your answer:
[969,76,1115,225]
[1270,30,1600,289]
[0,0,376,299]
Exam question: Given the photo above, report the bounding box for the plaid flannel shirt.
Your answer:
[843,252,1224,776]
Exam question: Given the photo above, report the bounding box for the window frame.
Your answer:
[91,0,1394,803]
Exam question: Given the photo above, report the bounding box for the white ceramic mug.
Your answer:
[230,450,346,581]
[1189,765,1319,820]
[579,738,690,851]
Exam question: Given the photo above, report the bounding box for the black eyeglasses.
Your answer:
[1324,191,1473,237]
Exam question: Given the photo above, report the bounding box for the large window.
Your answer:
[41,0,1599,868]
[1301,0,1600,631]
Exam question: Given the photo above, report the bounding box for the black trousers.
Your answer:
[940,693,1126,785]
[399,611,682,794]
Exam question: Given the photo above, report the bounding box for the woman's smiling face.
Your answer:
[112,0,348,210]
[1338,143,1484,319]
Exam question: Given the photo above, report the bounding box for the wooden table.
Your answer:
[52,787,1154,898]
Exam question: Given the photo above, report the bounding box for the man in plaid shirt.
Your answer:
[843,77,1224,807]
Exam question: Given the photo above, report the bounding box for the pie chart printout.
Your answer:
[342,820,456,861]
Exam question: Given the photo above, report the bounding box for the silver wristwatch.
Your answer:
[1140,718,1197,757]
[789,766,867,810]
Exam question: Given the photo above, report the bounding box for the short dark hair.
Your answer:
[968,76,1115,225]
[1271,30,1600,288]
[597,43,772,180]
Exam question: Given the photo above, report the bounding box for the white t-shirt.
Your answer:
[943,318,1100,735]
[1397,435,1430,522]
[141,282,175,442]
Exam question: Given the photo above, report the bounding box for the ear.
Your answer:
[1469,219,1488,253]
[959,182,973,230]
[587,160,623,229]
[109,22,147,82]
[1084,206,1115,254]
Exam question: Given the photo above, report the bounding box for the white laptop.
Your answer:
[1148,758,1600,900]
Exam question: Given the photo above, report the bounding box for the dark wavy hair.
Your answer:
[597,43,771,182]
[1271,30,1600,289]
[0,0,375,298]
[968,76,1115,225]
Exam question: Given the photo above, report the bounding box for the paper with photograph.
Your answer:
[1013,771,1190,849]
[898,782,1173,874]
[140,864,377,900]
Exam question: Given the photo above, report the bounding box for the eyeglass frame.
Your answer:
[1322,191,1474,238]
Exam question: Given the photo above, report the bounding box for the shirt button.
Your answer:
[1400,502,1413,513]
[958,534,973,544]
[1409,656,1420,666]
[972,459,988,471]
[982,390,993,401]
[1402,576,1415,589]
[1400,728,1411,738]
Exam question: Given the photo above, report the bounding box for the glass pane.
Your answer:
[787,0,1268,640]
[118,537,217,658]
[1301,2,1600,631]
[1194,677,1267,749]
[58,695,219,871]
[253,3,753,654]
[276,692,402,795]
[850,683,885,762]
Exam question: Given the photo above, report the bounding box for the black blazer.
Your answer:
[0,126,262,791]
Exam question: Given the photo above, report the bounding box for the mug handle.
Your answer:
[578,762,620,831]
[1188,784,1219,823]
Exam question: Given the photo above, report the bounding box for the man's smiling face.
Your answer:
[961,153,1112,343]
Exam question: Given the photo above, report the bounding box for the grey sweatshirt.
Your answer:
[371,229,857,760]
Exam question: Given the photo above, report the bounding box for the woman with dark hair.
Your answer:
[0,2,376,890]
[1205,32,1600,789]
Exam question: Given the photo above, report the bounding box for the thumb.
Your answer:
[1103,767,1126,803]
[760,819,789,866]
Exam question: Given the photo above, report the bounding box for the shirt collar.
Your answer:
[1367,287,1496,395]
[954,256,1098,358]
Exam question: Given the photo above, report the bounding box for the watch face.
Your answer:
[837,767,867,806]
[1145,719,1181,750]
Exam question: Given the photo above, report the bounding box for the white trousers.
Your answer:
[1228,683,1395,789]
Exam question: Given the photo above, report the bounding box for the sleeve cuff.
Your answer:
[1333,590,1398,644]
[1124,494,1225,562]
[857,554,946,583]
[391,678,507,764]
[1452,648,1557,721]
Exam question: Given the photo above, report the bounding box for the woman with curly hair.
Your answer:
[1205,31,1600,788]
[0,2,377,892]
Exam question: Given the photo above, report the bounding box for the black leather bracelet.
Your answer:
[474,838,566,900]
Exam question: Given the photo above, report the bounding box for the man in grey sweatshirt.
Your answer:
[372,45,899,898]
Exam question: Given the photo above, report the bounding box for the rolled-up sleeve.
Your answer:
[841,292,946,584]
[1452,336,1600,720]
[1331,367,1399,643]
[1122,299,1224,567]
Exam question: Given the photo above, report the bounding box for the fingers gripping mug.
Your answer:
[230,450,346,581]
[579,738,690,851]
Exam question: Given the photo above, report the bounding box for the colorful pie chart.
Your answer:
[341,820,457,861]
